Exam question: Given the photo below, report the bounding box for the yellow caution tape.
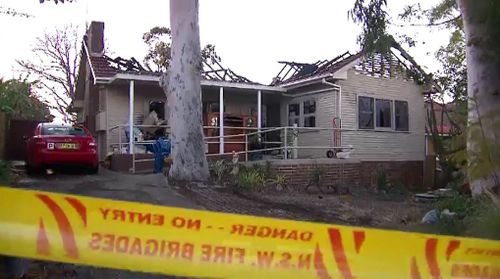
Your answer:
[0,186,499,278]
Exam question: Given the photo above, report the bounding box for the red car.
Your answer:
[26,123,98,173]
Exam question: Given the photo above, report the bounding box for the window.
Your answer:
[303,100,316,127]
[358,96,374,129]
[376,99,392,128]
[287,100,316,127]
[395,100,409,131]
[288,103,300,126]
[42,126,87,136]
[358,96,410,132]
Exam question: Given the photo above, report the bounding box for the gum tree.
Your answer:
[351,0,500,196]
[160,0,209,181]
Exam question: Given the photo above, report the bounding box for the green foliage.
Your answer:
[209,160,227,184]
[436,193,479,216]
[310,164,326,187]
[466,203,500,240]
[273,174,287,189]
[236,170,265,189]
[375,169,409,200]
[349,0,392,53]
[143,26,221,72]
[0,161,10,185]
[376,168,388,192]
[264,160,273,179]
[143,27,172,72]
[428,193,500,240]
[0,79,51,121]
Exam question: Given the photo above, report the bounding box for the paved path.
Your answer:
[4,167,200,279]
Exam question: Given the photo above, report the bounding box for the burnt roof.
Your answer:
[85,42,255,83]
[271,52,362,85]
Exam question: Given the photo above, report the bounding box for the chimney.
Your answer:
[86,21,105,56]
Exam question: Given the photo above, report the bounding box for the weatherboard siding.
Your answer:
[282,68,425,161]
[339,69,425,161]
[280,90,338,158]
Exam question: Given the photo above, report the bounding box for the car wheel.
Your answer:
[326,150,335,158]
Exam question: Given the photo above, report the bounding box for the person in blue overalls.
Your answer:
[151,129,171,173]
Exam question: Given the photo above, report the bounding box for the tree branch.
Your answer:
[392,15,461,28]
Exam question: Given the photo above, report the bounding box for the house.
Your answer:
[74,21,431,188]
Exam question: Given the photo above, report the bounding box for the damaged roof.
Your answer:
[84,41,255,84]
[271,52,362,86]
[271,44,432,88]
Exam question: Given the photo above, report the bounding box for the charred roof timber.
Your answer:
[201,60,254,84]
[105,56,148,73]
[95,54,255,83]
[271,52,355,85]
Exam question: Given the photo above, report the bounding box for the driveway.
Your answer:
[15,167,199,209]
[4,165,200,279]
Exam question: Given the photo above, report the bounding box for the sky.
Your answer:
[0,0,452,122]
[0,0,452,83]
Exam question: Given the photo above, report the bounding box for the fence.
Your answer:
[108,124,354,173]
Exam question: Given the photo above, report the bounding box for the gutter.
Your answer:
[279,73,334,89]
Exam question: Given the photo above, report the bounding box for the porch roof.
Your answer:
[102,73,286,93]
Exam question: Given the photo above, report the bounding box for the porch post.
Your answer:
[219,87,224,154]
[128,80,134,154]
[257,90,262,132]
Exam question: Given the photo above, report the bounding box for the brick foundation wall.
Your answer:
[360,161,424,189]
[272,163,361,190]
[250,159,424,190]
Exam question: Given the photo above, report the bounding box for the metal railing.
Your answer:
[107,124,354,173]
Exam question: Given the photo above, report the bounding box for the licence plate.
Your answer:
[57,143,79,150]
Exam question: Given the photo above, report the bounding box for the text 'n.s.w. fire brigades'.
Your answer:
[0,187,499,279]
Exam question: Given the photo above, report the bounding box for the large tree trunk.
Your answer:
[161,0,209,181]
[459,0,500,196]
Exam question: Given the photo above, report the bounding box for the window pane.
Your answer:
[358,97,374,129]
[288,103,300,117]
[304,116,315,127]
[42,126,87,136]
[303,100,316,114]
[395,100,409,131]
[376,99,392,128]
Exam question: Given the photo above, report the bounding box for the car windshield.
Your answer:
[41,126,87,136]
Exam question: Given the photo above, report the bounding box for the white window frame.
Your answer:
[287,102,300,127]
[357,95,410,132]
[375,98,393,130]
[358,95,375,129]
[302,99,316,127]
[287,98,317,127]
[394,100,409,131]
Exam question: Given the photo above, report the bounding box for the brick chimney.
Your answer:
[86,21,105,56]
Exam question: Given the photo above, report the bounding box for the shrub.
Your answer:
[376,168,388,192]
[209,160,227,183]
[310,164,325,186]
[274,174,287,189]
[0,161,11,185]
[236,170,265,189]
[436,193,479,216]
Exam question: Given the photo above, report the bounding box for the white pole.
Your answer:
[219,87,224,154]
[128,80,134,154]
[292,123,298,159]
[257,90,262,133]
